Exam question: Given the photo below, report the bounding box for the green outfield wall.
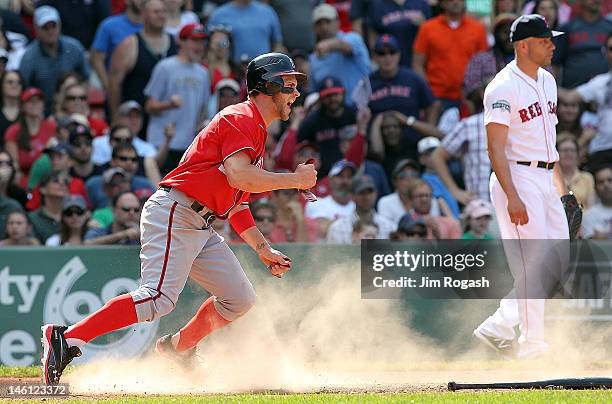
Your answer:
[0,244,610,366]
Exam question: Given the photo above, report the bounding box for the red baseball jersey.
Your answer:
[159,100,267,218]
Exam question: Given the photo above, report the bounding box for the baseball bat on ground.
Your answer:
[448,377,612,391]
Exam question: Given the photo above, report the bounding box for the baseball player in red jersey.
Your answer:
[41,53,317,385]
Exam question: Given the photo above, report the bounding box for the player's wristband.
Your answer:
[229,208,256,235]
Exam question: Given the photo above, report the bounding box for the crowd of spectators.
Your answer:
[0,0,610,247]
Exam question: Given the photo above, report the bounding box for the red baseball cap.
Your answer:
[178,23,207,40]
[21,87,44,102]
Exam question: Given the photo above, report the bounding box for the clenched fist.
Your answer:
[294,161,317,190]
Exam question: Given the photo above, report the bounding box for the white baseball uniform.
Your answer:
[476,60,569,358]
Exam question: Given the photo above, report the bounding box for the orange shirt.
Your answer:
[413,15,488,100]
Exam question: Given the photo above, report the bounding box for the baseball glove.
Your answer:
[561,192,582,240]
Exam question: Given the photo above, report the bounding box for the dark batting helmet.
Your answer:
[246,52,306,96]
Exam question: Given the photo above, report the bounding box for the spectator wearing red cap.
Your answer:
[366,0,431,67]
[144,22,210,174]
[4,87,56,187]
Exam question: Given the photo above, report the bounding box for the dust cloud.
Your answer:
[66,262,612,394]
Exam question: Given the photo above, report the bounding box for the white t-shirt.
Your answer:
[376,192,441,225]
[165,11,200,37]
[576,72,612,154]
[91,135,158,164]
[484,60,559,163]
[305,195,355,221]
[582,203,612,239]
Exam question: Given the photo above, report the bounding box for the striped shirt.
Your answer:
[441,112,491,201]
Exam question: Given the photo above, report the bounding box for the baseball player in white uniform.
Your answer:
[473,14,570,359]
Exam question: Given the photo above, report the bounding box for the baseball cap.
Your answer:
[45,141,71,155]
[62,195,87,211]
[417,137,441,155]
[68,113,90,128]
[397,214,426,233]
[118,100,142,116]
[34,6,60,27]
[463,199,493,219]
[392,159,420,178]
[68,124,92,144]
[352,175,376,193]
[313,3,338,23]
[318,76,344,98]
[215,78,240,94]
[102,167,127,185]
[179,23,207,40]
[21,87,44,102]
[510,14,563,43]
[329,159,356,177]
[374,34,400,53]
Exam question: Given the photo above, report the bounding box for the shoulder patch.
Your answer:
[491,99,511,113]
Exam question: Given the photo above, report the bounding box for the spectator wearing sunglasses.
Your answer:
[144,23,211,174]
[68,125,104,182]
[407,179,461,240]
[28,172,68,243]
[84,191,141,245]
[45,195,91,246]
[87,144,154,210]
[205,25,237,93]
[55,82,109,137]
[270,187,318,242]
[0,210,39,246]
[368,35,440,150]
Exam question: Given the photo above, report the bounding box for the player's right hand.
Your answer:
[507,195,529,225]
[294,162,317,190]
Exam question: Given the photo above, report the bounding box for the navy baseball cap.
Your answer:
[374,34,400,53]
[510,14,563,43]
[317,76,344,97]
[329,159,356,177]
[397,214,426,233]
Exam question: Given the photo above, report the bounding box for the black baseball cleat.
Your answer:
[155,334,200,370]
[473,328,516,359]
[41,324,82,385]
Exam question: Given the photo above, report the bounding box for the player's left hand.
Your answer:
[258,247,292,278]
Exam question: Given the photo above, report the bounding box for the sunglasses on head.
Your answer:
[120,206,140,213]
[63,207,85,217]
[117,155,138,163]
[66,95,87,102]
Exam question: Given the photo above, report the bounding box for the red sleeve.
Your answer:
[4,123,20,143]
[344,132,365,167]
[219,115,258,162]
[274,128,297,170]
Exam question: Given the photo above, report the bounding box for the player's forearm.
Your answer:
[553,163,568,196]
[227,165,300,193]
[489,147,519,200]
[239,226,271,253]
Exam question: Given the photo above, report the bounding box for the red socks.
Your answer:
[175,297,231,352]
[64,294,138,346]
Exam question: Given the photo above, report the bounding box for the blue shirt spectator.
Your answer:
[367,0,431,67]
[309,3,371,107]
[368,35,434,142]
[91,12,143,67]
[207,0,283,63]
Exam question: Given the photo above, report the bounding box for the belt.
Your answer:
[516,161,556,170]
[159,185,216,226]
